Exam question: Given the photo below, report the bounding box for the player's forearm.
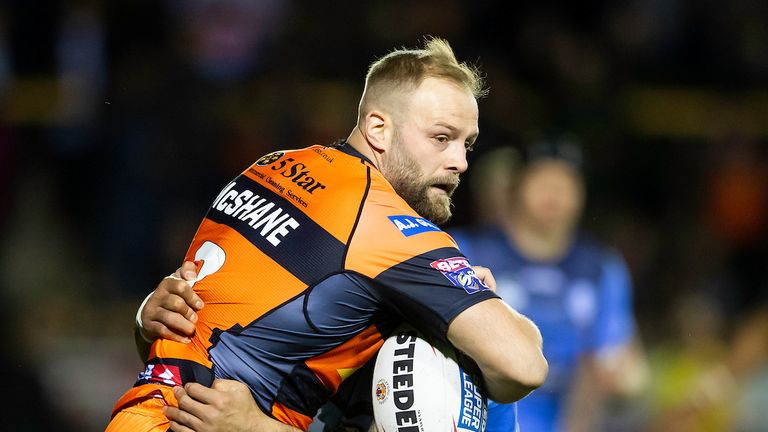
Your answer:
[448,299,548,404]
[481,311,547,402]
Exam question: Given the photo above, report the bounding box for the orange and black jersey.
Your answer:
[119,143,498,430]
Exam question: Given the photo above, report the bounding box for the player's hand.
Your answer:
[165,379,301,432]
[472,265,496,291]
[139,261,204,344]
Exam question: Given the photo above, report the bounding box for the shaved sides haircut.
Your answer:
[357,37,487,125]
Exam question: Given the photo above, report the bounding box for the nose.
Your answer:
[446,142,469,174]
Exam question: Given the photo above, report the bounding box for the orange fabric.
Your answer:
[305,325,384,392]
[345,172,459,278]
[242,146,370,244]
[271,401,314,431]
[106,385,177,432]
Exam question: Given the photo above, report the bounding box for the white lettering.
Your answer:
[211,181,300,247]
[233,195,264,218]
[266,218,300,246]
[212,182,236,209]
[224,190,253,215]
[243,202,275,226]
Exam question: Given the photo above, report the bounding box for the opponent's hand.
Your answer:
[139,261,204,344]
[165,379,301,432]
[472,265,496,291]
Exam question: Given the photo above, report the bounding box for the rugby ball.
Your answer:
[372,324,487,432]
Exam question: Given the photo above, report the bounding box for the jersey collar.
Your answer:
[333,140,375,166]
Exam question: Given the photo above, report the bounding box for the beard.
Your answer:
[381,135,460,225]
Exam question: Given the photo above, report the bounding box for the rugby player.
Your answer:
[107,37,548,432]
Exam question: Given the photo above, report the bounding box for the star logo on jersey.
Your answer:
[255,151,284,166]
[430,257,490,294]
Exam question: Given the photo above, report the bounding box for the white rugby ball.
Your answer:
[372,324,487,432]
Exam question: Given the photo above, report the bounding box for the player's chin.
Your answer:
[426,196,452,225]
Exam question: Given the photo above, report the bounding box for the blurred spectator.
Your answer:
[450,137,649,432]
[703,130,768,316]
[645,293,768,432]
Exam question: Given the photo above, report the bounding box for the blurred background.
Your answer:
[0,0,766,430]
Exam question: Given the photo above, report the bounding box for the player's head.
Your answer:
[515,136,585,234]
[357,37,487,225]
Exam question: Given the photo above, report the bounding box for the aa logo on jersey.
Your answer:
[255,151,284,166]
[430,257,489,294]
[388,215,441,237]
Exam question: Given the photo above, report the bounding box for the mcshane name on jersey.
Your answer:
[211,181,300,246]
[390,330,423,432]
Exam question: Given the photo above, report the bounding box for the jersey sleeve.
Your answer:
[367,247,499,343]
[345,177,499,344]
[588,249,636,353]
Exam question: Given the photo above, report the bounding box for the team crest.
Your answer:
[375,379,390,403]
[255,151,284,166]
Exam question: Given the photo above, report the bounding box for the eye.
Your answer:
[434,135,450,144]
[465,141,475,152]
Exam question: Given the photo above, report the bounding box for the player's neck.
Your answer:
[505,217,573,262]
[346,127,382,170]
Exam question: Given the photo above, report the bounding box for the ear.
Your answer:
[362,110,392,154]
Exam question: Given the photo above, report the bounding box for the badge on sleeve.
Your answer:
[430,257,490,294]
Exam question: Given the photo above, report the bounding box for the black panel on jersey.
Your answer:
[275,362,332,419]
[205,174,346,285]
[368,247,500,344]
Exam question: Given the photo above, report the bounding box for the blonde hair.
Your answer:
[357,37,487,124]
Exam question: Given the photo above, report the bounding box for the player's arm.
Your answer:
[134,261,204,360]
[564,251,648,432]
[447,298,547,404]
[166,379,302,432]
[584,251,648,397]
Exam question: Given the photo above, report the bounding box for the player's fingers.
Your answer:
[173,385,211,422]
[183,382,221,406]
[179,260,199,281]
[163,279,204,312]
[177,283,204,312]
[163,406,187,425]
[472,265,496,291]
[161,294,198,323]
[145,321,192,344]
[167,420,195,432]
[157,308,197,337]
[165,405,199,432]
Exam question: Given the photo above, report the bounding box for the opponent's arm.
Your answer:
[135,261,203,360]
[136,270,304,431]
[166,380,302,432]
[447,297,547,403]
